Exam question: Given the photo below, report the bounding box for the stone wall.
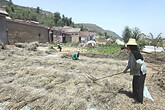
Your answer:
[6,20,49,44]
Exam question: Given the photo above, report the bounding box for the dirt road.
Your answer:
[0,45,164,110]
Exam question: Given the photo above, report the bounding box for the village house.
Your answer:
[138,33,152,44]
[79,30,90,42]
[0,6,49,44]
[7,19,49,44]
[163,40,165,47]
[1,7,101,44]
[89,31,99,40]
[139,33,148,41]
[62,26,81,43]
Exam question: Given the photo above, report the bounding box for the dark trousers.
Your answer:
[59,48,62,52]
[132,72,146,104]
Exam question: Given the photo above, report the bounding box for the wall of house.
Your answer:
[163,40,165,46]
[71,35,80,42]
[6,20,49,44]
[0,16,8,44]
[79,31,89,42]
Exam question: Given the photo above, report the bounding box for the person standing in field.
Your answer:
[123,38,147,104]
[72,49,80,60]
[57,44,62,52]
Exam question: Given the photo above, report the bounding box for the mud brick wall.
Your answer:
[71,35,80,42]
[6,20,49,44]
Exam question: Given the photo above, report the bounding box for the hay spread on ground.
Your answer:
[0,44,165,110]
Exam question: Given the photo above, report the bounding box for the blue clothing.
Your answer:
[126,52,147,76]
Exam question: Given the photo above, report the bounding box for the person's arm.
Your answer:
[123,52,131,73]
[75,53,78,59]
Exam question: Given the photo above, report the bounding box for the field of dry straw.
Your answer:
[0,43,164,110]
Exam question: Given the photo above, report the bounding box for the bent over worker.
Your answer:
[72,50,80,60]
[123,38,147,104]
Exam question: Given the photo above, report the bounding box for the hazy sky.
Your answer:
[11,0,165,38]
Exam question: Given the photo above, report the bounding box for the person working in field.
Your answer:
[72,49,80,60]
[57,44,62,52]
[123,38,147,104]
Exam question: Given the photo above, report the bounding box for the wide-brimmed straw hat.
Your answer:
[126,38,137,46]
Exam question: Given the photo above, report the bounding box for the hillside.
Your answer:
[0,0,121,39]
[0,0,73,26]
[75,23,121,39]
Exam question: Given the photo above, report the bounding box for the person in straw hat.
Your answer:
[123,38,147,104]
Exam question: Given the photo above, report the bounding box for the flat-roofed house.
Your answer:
[62,26,80,43]
[79,30,90,42]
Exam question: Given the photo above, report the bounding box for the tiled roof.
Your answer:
[62,26,80,33]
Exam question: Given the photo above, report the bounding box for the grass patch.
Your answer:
[86,44,122,54]
[62,42,80,47]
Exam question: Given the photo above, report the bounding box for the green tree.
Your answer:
[30,14,37,21]
[11,5,15,12]
[149,33,163,58]
[36,7,40,13]
[57,19,64,26]
[104,32,107,38]
[9,0,13,5]
[132,27,141,40]
[6,6,10,12]
[62,14,66,24]
[54,12,61,25]
[122,26,132,43]
[80,23,84,31]
[68,17,72,25]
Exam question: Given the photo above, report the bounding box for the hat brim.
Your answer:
[126,43,137,46]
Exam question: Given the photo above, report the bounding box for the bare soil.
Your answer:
[0,44,164,110]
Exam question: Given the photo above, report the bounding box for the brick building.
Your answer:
[79,30,90,42]
[62,26,81,43]
[7,19,49,44]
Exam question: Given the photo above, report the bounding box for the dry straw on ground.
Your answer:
[0,44,165,110]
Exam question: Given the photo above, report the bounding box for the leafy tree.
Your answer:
[68,17,72,25]
[11,5,15,12]
[62,14,66,24]
[9,0,13,5]
[137,40,149,50]
[36,7,40,13]
[6,6,10,12]
[54,12,61,25]
[122,26,132,43]
[104,32,107,38]
[57,19,64,26]
[98,32,104,36]
[80,23,84,31]
[149,33,163,58]
[30,14,37,21]
[132,27,141,40]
